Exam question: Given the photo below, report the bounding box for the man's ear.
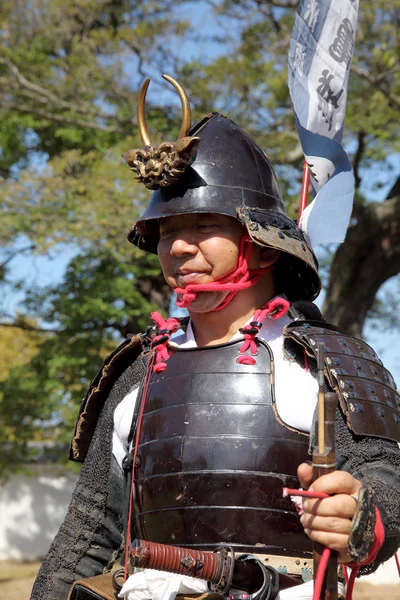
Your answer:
[259,247,280,269]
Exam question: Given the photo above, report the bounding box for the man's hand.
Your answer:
[297,463,363,563]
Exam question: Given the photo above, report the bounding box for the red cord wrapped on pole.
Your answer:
[298,161,310,220]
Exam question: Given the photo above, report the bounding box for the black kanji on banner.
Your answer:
[329,18,354,68]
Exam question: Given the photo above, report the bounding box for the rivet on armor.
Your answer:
[356,342,363,350]
[278,231,285,239]
[278,566,288,574]
[248,222,259,231]
[346,380,354,390]
[384,389,390,399]
[353,360,362,370]
[332,357,341,366]
[394,414,400,424]
[302,323,311,329]
[387,401,394,409]
[354,403,364,413]
[367,383,375,394]
[377,407,385,419]
[301,244,306,251]
[339,339,348,347]
[370,366,378,375]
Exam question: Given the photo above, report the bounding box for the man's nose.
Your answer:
[170,236,198,257]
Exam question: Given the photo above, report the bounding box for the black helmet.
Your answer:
[124,76,321,302]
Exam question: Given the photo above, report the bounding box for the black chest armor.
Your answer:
[133,338,312,557]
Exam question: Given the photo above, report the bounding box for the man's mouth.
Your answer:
[175,271,208,285]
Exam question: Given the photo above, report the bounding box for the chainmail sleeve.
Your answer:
[335,407,400,574]
[30,358,146,600]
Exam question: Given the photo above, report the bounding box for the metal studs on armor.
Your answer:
[248,222,259,231]
[377,407,385,419]
[349,402,363,413]
[394,414,400,424]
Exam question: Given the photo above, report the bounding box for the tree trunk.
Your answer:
[322,181,400,338]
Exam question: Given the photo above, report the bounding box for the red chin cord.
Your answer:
[173,233,274,311]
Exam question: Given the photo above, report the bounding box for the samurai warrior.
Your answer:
[31,76,400,600]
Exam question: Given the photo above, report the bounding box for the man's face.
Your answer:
[157,213,244,312]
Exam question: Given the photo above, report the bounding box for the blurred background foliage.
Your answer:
[0,0,399,476]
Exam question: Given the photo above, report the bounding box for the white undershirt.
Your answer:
[112,315,318,468]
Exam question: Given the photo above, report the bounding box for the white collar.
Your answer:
[171,314,291,348]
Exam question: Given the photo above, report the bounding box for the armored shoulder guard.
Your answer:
[69,333,145,463]
[284,321,400,444]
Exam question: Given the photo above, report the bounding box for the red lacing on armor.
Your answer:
[174,233,275,311]
[303,347,309,372]
[236,296,290,365]
[284,488,385,600]
[150,312,181,373]
[124,350,156,581]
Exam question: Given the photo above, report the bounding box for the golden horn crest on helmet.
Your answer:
[123,74,200,190]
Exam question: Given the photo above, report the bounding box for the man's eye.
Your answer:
[198,223,218,230]
[160,228,175,238]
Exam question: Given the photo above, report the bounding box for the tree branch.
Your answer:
[267,0,298,7]
[121,39,146,78]
[352,130,366,190]
[0,244,37,270]
[0,58,133,126]
[0,101,124,134]
[0,321,60,334]
[351,64,400,111]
